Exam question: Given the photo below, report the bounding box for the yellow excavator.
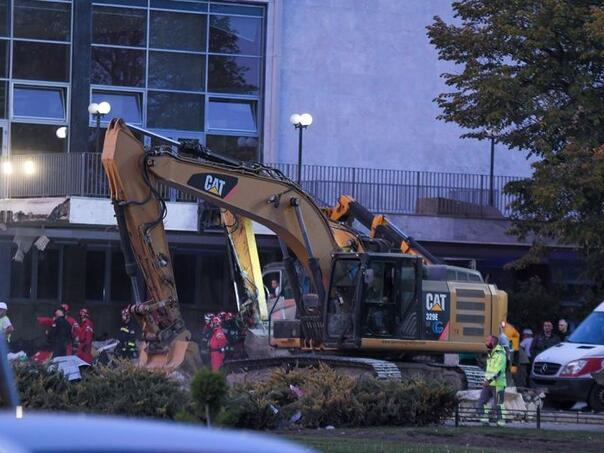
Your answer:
[102,119,508,386]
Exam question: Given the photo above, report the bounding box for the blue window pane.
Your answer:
[13,86,65,119]
[147,91,204,131]
[210,15,262,55]
[208,98,256,132]
[206,134,258,161]
[14,0,71,42]
[91,47,145,87]
[0,0,7,36]
[149,51,205,91]
[92,6,147,47]
[210,4,263,17]
[92,91,142,124]
[150,10,206,51]
[150,0,208,12]
[11,123,66,154]
[13,42,70,82]
[208,55,260,95]
[0,81,6,118]
[0,40,7,78]
[93,0,147,7]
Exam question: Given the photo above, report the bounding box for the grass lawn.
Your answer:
[281,426,604,453]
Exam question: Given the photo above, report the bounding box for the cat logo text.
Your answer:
[425,292,447,312]
[186,173,238,199]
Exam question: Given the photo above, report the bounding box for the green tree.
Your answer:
[190,369,228,426]
[506,276,561,329]
[428,1,604,285]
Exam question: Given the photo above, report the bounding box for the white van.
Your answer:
[530,301,604,411]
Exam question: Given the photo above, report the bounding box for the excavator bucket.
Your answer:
[138,340,201,376]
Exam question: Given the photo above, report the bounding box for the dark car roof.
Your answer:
[0,412,309,453]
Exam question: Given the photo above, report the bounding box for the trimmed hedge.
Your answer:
[3,362,456,429]
[224,364,457,429]
[5,360,189,419]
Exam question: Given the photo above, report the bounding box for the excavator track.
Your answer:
[224,355,402,380]
[224,356,484,389]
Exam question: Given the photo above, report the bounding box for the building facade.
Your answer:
[0,0,580,349]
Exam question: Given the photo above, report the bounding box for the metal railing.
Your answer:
[453,404,604,428]
[0,153,524,218]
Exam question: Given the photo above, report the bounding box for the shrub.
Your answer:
[4,360,189,420]
[7,362,71,410]
[224,364,457,429]
[190,369,228,424]
[71,360,189,419]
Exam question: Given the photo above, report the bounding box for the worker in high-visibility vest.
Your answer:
[478,335,507,426]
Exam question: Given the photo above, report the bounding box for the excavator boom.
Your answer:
[102,119,362,364]
[326,194,441,264]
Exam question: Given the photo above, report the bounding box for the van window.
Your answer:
[468,273,482,283]
[568,312,604,345]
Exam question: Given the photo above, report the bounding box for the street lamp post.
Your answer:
[488,132,495,207]
[88,101,111,153]
[289,113,313,185]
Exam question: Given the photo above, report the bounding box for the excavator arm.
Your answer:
[102,119,362,365]
[325,194,442,265]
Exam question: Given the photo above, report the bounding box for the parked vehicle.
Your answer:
[531,302,604,411]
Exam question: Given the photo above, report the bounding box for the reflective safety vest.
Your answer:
[119,325,138,357]
[485,344,507,389]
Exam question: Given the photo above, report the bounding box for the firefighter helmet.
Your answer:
[121,306,131,323]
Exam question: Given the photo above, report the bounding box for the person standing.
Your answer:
[199,313,214,366]
[208,316,228,372]
[530,321,561,359]
[478,335,507,427]
[49,307,72,357]
[0,302,14,345]
[60,304,79,355]
[557,319,570,342]
[117,306,138,359]
[516,329,534,387]
[76,308,94,363]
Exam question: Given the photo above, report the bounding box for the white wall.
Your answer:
[268,0,532,177]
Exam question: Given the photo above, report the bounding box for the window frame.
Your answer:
[90,86,144,126]
[89,1,265,158]
[11,81,68,122]
[4,0,73,155]
[9,245,63,303]
[206,95,258,133]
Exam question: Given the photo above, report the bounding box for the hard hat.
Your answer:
[522,328,533,336]
[0,302,7,310]
[204,313,214,323]
[79,308,90,318]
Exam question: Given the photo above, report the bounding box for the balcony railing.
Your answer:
[0,153,524,218]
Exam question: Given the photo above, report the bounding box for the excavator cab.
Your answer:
[323,253,422,349]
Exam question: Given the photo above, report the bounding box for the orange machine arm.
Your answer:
[102,120,362,349]
[325,195,442,265]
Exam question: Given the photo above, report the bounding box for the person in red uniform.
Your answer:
[76,308,94,364]
[60,303,79,355]
[208,316,228,372]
